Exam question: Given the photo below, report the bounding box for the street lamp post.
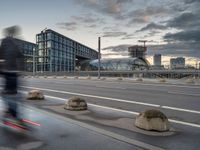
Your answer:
[98,37,101,79]
[33,48,35,76]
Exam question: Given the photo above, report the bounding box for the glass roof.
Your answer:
[80,57,149,71]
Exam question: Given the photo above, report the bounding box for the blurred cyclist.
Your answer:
[0,26,25,125]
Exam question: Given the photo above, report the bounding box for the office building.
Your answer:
[170,57,185,69]
[153,54,161,66]
[128,45,147,58]
[11,38,36,72]
[36,29,98,72]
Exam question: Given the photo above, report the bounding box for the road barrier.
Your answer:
[23,70,200,79]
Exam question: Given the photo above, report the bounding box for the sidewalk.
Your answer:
[0,101,161,150]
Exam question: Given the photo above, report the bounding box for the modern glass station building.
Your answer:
[80,57,149,71]
[36,29,98,72]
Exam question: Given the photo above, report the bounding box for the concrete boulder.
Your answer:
[100,77,106,80]
[64,97,87,111]
[136,78,143,82]
[74,76,79,79]
[86,75,91,80]
[135,109,170,131]
[27,90,45,100]
[159,78,166,83]
[185,78,195,84]
[117,77,123,81]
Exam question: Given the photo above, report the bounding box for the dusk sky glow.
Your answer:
[0,0,199,66]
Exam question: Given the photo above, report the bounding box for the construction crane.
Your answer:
[138,40,158,47]
[138,40,148,47]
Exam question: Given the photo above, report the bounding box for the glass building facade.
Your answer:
[36,29,98,72]
[80,58,149,71]
[13,38,36,72]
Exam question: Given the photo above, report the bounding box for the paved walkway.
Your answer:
[0,102,162,150]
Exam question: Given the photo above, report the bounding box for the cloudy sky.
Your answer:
[0,0,199,66]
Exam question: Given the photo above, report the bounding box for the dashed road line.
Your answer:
[42,94,200,128]
[167,91,200,97]
[21,86,160,107]
[20,85,200,115]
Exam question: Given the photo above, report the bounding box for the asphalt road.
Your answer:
[0,77,200,150]
[22,78,200,124]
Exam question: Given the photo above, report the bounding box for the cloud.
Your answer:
[166,12,200,30]
[162,8,200,55]
[56,22,77,31]
[121,33,137,40]
[129,17,150,24]
[164,30,200,42]
[102,24,120,32]
[127,6,170,25]
[135,12,199,33]
[147,43,200,58]
[74,0,133,18]
[102,44,131,52]
[57,13,104,31]
[102,42,200,58]
[129,6,169,18]
[102,31,127,37]
[184,0,200,4]
[136,22,167,32]
[147,30,161,36]
[71,15,104,24]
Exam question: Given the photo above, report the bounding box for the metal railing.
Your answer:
[23,69,200,79]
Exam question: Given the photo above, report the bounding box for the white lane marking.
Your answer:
[21,86,160,107]
[20,86,200,115]
[168,91,200,97]
[96,85,127,90]
[123,81,200,89]
[169,119,200,128]
[40,94,200,128]
[24,80,200,96]
[0,93,199,129]
[25,77,200,89]
[162,106,200,114]
[17,142,44,150]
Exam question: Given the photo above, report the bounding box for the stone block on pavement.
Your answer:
[27,90,45,100]
[135,109,170,131]
[100,77,106,80]
[74,76,79,79]
[159,78,166,83]
[136,78,143,82]
[64,97,87,111]
[185,78,195,84]
[117,77,123,81]
[86,75,91,80]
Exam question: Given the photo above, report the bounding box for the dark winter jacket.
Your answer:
[0,37,24,73]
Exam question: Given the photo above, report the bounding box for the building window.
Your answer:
[38,43,43,49]
[47,33,51,40]
[47,41,51,48]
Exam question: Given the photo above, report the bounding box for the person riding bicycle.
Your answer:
[0,26,25,125]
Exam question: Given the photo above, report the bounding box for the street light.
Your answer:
[98,37,101,79]
[33,47,35,76]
